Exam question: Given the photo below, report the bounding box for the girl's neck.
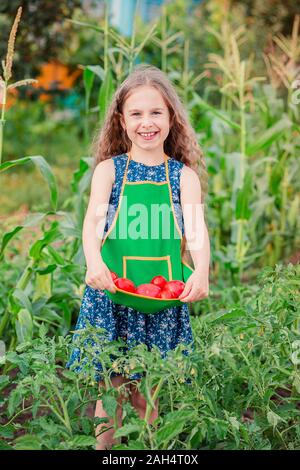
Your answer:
[128,148,168,166]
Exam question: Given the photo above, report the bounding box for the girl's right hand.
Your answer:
[85,260,117,293]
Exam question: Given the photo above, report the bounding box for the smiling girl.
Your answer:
[66,64,210,450]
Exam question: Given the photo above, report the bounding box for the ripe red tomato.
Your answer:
[150,275,167,289]
[160,287,177,299]
[114,278,136,293]
[164,280,185,298]
[136,283,161,298]
[110,271,118,282]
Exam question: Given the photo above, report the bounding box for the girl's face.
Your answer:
[120,85,171,151]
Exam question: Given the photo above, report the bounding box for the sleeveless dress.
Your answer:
[66,154,195,383]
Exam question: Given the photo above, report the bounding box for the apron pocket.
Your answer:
[122,255,173,286]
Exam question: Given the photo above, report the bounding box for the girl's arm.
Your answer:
[82,159,115,270]
[180,165,210,277]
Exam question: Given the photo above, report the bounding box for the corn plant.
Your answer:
[0,7,37,165]
[0,7,86,358]
[70,0,157,143]
[185,17,299,283]
[263,14,300,122]
[204,22,267,277]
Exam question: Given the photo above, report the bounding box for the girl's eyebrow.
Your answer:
[128,107,164,112]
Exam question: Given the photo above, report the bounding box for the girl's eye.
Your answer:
[132,112,161,116]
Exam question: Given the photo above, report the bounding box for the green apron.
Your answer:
[100,151,194,314]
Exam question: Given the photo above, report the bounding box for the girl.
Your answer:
[66,64,210,450]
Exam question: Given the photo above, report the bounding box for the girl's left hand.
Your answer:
[178,269,209,303]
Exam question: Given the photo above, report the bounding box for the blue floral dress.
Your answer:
[66,154,195,383]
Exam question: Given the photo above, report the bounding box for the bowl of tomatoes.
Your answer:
[105,272,188,314]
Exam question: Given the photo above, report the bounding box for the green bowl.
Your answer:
[104,286,185,314]
[104,262,194,314]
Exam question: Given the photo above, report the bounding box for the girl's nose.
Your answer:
[142,115,155,124]
[141,120,154,127]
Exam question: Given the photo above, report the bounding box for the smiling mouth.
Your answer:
[138,131,159,140]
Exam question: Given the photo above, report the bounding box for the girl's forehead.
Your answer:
[124,87,166,108]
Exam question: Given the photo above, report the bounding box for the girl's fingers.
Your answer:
[95,281,104,291]
[91,279,107,291]
[180,289,196,302]
[105,271,117,293]
[181,289,206,302]
[178,282,193,300]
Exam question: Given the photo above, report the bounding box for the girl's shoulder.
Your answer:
[179,164,201,193]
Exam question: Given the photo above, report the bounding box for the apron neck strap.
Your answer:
[125,151,170,183]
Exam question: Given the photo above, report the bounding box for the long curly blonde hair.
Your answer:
[90,64,208,265]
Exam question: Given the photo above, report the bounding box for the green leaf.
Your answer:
[38,417,59,436]
[0,440,14,449]
[114,423,142,439]
[246,117,292,156]
[0,375,10,391]
[0,424,14,439]
[71,157,91,194]
[68,19,103,33]
[15,309,33,344]
[201,307,245,323]
[29,221,61,260]
[46,246,65,265]
[34,264,57,275]
[190,427,206,448]
[0,212,49,259]
[122,440,146,450]
[229,416,240,430]
[98,69,114,125]
[269,152,288,196]
[192,92,241,130]
[102,392,118,418]
[86,65,105,81]
[156,419,186,447]
[80,417,92,435]
[8,389,23,418]
[15,341,31,353]
[291,350,300,365]
[0,156,58,210]
[293,374,300,394]
[69,435,97,448]
[13,434,42,450]
[235,169,253,220]
[267,410,286,429]
[12,288,32,314]
[164,408,195,423]
[83,67,95,109]
[83,67,95,91]
[32,272,53,301]
[0,226,22,259]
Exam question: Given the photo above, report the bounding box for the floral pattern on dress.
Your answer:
[66,154,194,384]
